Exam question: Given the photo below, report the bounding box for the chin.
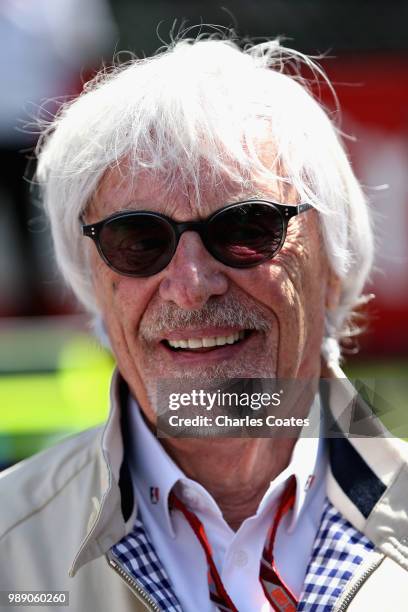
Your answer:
[142,359,278,388]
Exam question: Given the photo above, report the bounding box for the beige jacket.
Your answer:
[1,365,408,612]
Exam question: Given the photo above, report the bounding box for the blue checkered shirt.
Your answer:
[111,496,375,611]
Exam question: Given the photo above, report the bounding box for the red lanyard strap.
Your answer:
[170,492,239,611]
[170,475,298,612]
[260,475,298,612]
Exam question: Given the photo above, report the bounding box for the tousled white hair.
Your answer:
[36,33,374,364]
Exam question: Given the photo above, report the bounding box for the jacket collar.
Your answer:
[324,361,408,571]
[69,372,136,577]
[70,364,408,576]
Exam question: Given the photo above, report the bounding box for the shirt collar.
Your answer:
[127,392,325,536]
[288,393,326,530]
[253,393,325,531]
[127,395,184,537]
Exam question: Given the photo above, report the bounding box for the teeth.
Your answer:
[188,338,202,349]
[167,331,244,350]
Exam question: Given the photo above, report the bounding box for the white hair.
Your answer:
[36,33,374,364]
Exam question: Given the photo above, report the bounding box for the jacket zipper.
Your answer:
[335,554,384,611]
[106,553,162,612]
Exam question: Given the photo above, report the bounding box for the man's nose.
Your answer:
[158,232,229,309]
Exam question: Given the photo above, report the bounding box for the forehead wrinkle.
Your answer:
[88,189,297,225]
[126,190,272,209]
[89,165,295,222]
[118,186,287,217]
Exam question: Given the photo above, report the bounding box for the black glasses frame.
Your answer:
[82,200,313,277]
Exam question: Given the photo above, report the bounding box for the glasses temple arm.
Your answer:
[297,203,313,214]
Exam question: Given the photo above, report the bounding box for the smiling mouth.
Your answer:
[162,330,252,353]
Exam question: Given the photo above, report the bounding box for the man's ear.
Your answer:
[325,269,341,311]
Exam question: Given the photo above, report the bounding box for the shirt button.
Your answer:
[183,490,200,507]
[233,550,248,567]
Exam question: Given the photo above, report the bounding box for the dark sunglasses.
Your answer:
[82,200,313,277]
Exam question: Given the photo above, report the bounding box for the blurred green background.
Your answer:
[0,317,114,468]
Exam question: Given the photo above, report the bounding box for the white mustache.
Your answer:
[140,294,272,341]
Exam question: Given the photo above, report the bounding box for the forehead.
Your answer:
[87,157,298,223]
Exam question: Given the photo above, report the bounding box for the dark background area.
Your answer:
[110,0,408,54]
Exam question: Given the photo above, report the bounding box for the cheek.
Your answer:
[279,229,329,374]
[90,253,118,313]
[231,263,301,324]
[228,223,328,376]
[91,256,158,345]
[89,259,157,410]
[228,264,303,374]
[88,249,129,344]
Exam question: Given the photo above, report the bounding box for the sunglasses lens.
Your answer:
[99,215,175,276]
[209,203,284,267]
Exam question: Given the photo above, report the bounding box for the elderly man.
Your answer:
[1,35,408,612]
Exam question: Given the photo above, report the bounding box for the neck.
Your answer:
[161,437,296,530]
